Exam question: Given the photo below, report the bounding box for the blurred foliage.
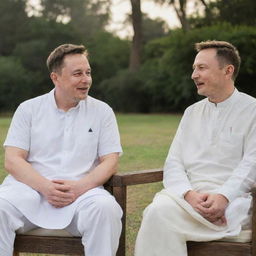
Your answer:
[0,0,255,113]
[190,0,256,28]
[0,56,33,110]
[40,0,111,39]
[0,0,29,55]
[100,24,256,112]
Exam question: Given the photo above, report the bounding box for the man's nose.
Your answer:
[191,69,198,80]
[81,73,91,82]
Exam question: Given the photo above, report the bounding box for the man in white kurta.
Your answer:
[0,44,123,256]
[135,41,256,255]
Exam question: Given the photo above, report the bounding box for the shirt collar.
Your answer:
[48,89,86,113]
[207,88,239,109]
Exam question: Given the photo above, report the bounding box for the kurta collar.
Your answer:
[207,88,239,109]
[48,89,86,113]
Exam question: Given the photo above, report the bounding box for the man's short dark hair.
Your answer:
[46,44,88,73]
[195,40,241,81]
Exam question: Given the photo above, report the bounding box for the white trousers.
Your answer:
[0,193,122,256]
[135,191,243,256]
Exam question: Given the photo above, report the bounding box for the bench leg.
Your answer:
[113,185,127,256]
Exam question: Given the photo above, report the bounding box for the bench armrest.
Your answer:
[105,168,163,187]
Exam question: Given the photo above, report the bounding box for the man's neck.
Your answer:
[54,91,79,112]
[208,86,235,104]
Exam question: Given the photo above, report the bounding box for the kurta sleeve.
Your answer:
[217,110,256,202]
[163,109,192,198]
[97,106,122,157]
[3,102,31,151]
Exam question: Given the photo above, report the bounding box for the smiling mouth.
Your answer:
[196,82,204,87]
[77,87,89,91]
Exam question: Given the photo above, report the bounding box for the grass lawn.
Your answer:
[0,113,181,256]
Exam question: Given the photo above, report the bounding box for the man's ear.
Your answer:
[225,65,235,78]
[50,72,58,85]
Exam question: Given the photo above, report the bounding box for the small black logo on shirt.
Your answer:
[88,128,93,132]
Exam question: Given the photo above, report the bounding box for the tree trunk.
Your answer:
[129,0,142,72]
[172,0,190,32]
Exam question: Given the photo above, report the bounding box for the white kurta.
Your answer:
[135,89,256,256]
[0,89,122,228]
[163,88,256,232]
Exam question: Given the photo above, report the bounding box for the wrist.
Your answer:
[217,193,229,204]
[184,190,194,201]
[37,179,52,195]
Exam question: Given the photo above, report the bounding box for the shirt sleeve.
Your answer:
[163,109,192,198]
[3,102,31,151]
[97,106,122,157]
[217,111,256,202]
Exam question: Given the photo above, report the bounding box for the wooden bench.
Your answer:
[14,169,256,255]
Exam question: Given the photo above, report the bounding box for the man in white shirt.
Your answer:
[0,44,123,256]
[135,40,256,255]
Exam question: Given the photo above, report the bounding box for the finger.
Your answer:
[50,201,72,208]
[49,196,73,204]
[203,210,225,221]
[56,191,75,200]
[200,201,212,208]
[52,179,65,184]
[201,197,214,207]
[49,190,75,201]
[196,204,212,215]
[211,219,224,226]
[48,196,74,206]
[220,216,227,225]
[200,193,209,202]
[211,216,227,226]
[54,183,71,192]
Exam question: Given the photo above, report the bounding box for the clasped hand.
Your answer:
[41,179,84,208]
[184,191,229,226]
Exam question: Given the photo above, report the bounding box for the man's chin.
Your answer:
[197,89,205,96]
[78,94,88,100]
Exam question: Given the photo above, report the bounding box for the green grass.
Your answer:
[0,113,181,256]
[0,117,10,181]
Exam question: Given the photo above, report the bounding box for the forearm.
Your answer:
[78,153,118,194]
[163,156,192,197]
[4,149,50,193]
[217,157,256,202]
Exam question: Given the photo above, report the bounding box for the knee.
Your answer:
[79,195,122,221]
[93,195,123,219]
[143,194,175,221]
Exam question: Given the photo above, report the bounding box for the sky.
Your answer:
[27,0,185,38]
[107,0,181,38]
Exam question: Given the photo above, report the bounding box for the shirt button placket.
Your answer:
[62,114,71,167]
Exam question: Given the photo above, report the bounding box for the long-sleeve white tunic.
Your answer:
[163,89,256,231]
[0,89,122,228]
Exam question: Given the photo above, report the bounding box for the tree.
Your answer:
[211,0,256,26]
[0,0,30,55]
[0,56,33,110]
[142,14,169,44]
[129,0,143,71]
[189,0,256,28]
[40,0,111,39]
[155,0,191,31]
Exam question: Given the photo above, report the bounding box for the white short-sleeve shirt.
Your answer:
[0,89,122,228]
